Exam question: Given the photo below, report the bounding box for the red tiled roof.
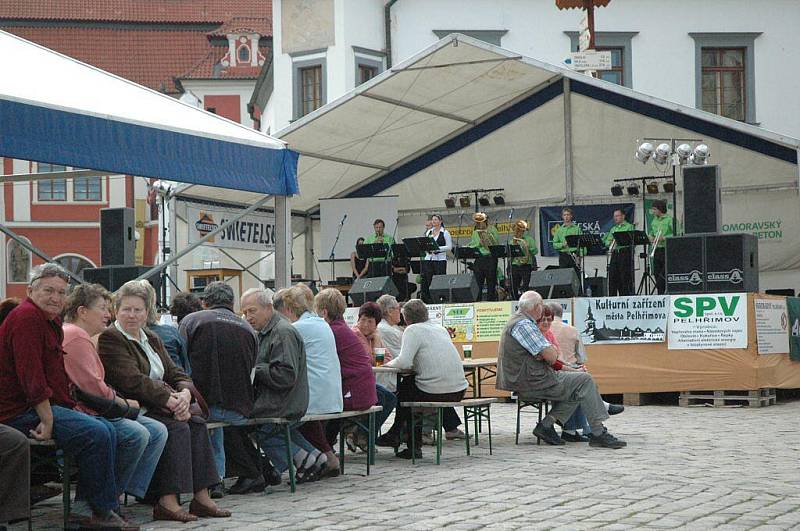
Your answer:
[0,0,272,30]
[2,25,214,93]
[180,44,269,80]
[208,16,271,37]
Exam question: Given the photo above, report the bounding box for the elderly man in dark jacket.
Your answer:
[241,288,329,484]
[179,282,257,496]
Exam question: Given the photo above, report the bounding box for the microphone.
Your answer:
[508,208,515,221]
[340,214,347,225]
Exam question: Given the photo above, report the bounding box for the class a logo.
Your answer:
[688,270,703,286]
[195,211,218,243]
[729,269,743,284]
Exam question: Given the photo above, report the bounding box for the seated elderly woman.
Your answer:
[382,299,468,459]
[62,284,168,502]
[98,280,230,523]
[313,289,378,449]
[350,301,397,451]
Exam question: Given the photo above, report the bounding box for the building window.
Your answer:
[237,45,250,64]
[37,179,67,201]
[358,64,377,85]
[564,31,637,89]
[353,48,385,87]
[74,176,103,201]
[37,162,66,173]
[54,254,95,278]
[700,48,746,121]
[7,238,31,283]
[596,47,624,86]
[292,52,327,120]
[690,33,760,124]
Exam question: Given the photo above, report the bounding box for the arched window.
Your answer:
[6,238,32,283]
[54,254,95,278]
[237,45,250,64]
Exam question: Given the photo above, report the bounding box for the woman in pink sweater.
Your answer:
[61,283,167,499]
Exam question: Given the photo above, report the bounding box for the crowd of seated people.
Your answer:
[0,262,627,528]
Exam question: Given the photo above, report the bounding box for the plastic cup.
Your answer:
[374,348,386,366]
[463,344,473,359]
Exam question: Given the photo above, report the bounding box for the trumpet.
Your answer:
[649,227,663,259]
[514,235,531,263]
[375,234,384,244]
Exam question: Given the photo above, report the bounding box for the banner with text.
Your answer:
[573,296,667,344]
[186,202,276,251]
[539,203,635,257]
[668,293,748,350]
[787,298,800,362]
[754,298,790,355]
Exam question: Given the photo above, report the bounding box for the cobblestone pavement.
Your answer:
[14,400,800,530]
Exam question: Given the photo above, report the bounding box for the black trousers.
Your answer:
[223,426,262,479]
[421,260,447,303]
[653,248,666,294]
[394,376,465,449]
[473,256,498,301]
[608,248,634,296]
[146,413,219,497]
[511,264,533,300]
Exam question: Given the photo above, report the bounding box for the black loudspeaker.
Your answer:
[349,276,398,305]
[666,235,706,294]
[584,276,607,297]
[529,268,580,299]
[683,165,721,234]
[100,208,136,266]
[666,233,759,293]
[82,265,162,295]
[703,233,759,292]
[429,274,480,303]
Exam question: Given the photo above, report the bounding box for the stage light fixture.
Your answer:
[663,182,675,193]
[653,143,672,165]
[479,193,491,207]
[635,142,654,164]
[444,195,456,208]
[691,144,710,165]
[676,143,692,165]
[459,195,471,208]
[493,193,505,205]
[610,184,623,196]
[626,183,640,196]
[646,182,659,194]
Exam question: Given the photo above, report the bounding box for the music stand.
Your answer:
[608,230,650,295]
[357,243,390,277]
[566,234,603,295]
[402,237,439,256]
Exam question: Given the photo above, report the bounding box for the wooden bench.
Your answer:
[207,405,383,493]
[399,398,497,465]
[515,397,550,445]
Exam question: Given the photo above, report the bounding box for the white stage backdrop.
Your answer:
[320,196,398,260]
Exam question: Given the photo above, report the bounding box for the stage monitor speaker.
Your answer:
[349,276,398,305]
[82,265,162,299]
[429,274,480,303]
[703,233,759,292]
[100,208,136,266]
[666,235,706,294]
[529,268,580,299]
[585,276,607,298]
[683,165,721,234]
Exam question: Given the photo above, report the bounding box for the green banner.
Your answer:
[787,297,800,361]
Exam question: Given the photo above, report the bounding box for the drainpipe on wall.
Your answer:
[384,0,399,68]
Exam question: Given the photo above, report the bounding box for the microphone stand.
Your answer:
[505,208,514,298]
[329,214,347,283]
[310,248,324,289]
[455,212,464,275]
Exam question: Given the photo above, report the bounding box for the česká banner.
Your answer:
[186,202,276,251]
[573,296,667,344]
[539,203,635,257]
[787,297,800,361]
[668,293,748,350]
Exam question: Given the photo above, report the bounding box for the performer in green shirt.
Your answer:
[551,207,585,276]
[468,212,500,301]
[509,219,538,300]
[364,218,394,277]
[648,200,674,294]
[604,209,636,296]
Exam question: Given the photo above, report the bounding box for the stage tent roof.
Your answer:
[276,33,799,214]
[0,29,298,196]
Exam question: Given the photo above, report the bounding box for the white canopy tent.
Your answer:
[275,34,800,285]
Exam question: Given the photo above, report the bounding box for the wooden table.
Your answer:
[462,357,498,399]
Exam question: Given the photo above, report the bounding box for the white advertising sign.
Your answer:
[754,298,790,354]
[574,296,668,344]
[186,202,276,251]
[668,293,748,350]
